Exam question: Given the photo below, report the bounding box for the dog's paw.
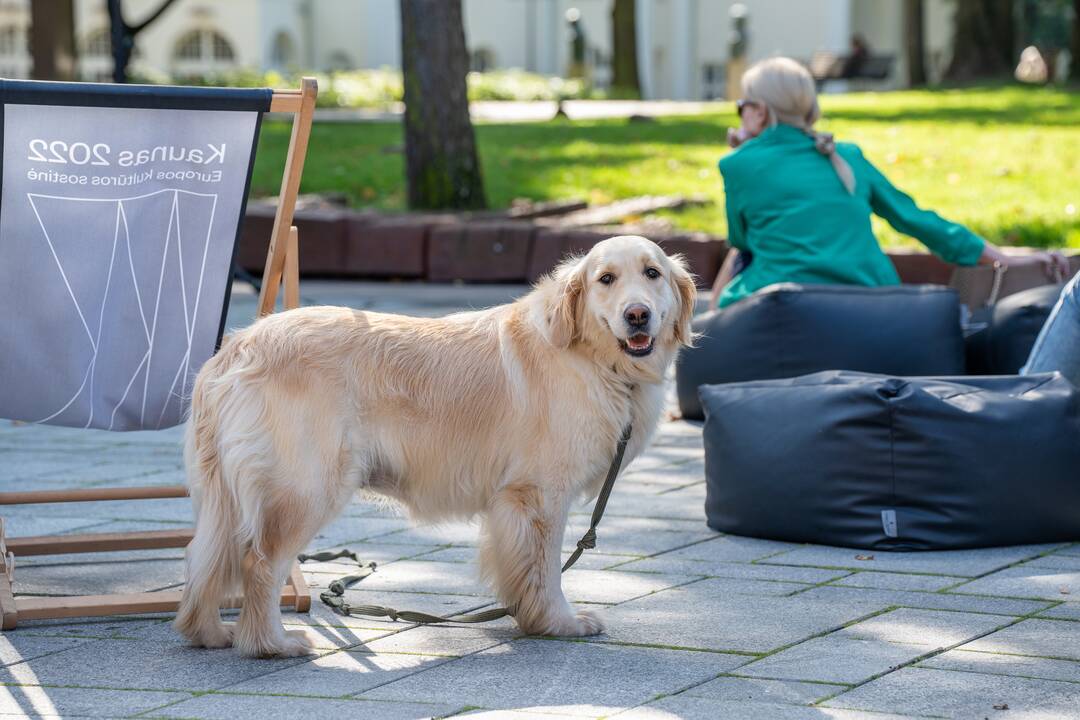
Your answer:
[235,628,316,658]
[529,608,606,637]
[188,622,234,649]
[570,608,605,636]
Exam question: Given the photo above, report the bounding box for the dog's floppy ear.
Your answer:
[667,253,698,347]
[546,257,585,348]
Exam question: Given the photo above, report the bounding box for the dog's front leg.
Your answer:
[480,483,603,637]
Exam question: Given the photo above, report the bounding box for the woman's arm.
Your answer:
[711,161,749,306]
[861,150,1066,277]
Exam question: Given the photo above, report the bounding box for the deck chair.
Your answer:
[0,77,317,629]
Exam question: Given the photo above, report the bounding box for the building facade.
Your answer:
[2,0,957,97]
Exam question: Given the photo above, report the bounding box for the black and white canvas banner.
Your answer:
[0,98,263,431]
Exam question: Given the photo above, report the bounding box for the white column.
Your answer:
[637,0,653,99]
[823,0,851,93]
[671,0,696,100]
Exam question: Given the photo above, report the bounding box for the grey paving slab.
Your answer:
[950,565,1080,600]
[15,546,185,568]
[149,694,456,720]
[958,617,1080,660]
[0,639,320,691]
[307,516,416,549]
[362,639,745,710]
[560,568,699,604]
[18,618,168,640]
[130,617,393,651]
[761,544,1062,577]
[461,711,609,720]
[615,696,919,720]
[837,608,1012,646]
[361,623,519,656]
[795,584,1053,617]
[739,608,1012,685]
[681,675,846,703]
[736,636,931,685]
[309,560,490,597]
[0,635,87,668]
[217,649,455,698]
[405,545,627,571]
[581,486,706,522]
[11,557,185,595]
[580,579,882,653]
[0,514,108,538]
[1025,553,1080,571]
[612,557,847,584]
[830,571,963,593]
[377,522,482,547]
[653,535,799,563]
[921,648,1080,684]
[824,666,1080,718]
[1037,602,1080,621]
[0,498,194,524]
[0,685,189,718]
[561,517,716,557]
[619,460,705,485]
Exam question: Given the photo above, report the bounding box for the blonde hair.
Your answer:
[741,57,856,194]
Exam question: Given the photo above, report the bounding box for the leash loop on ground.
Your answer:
[300,424,632,626]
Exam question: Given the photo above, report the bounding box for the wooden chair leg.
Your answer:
[283,225,300,311]
[0,520,18,630]
[288,560,311,612]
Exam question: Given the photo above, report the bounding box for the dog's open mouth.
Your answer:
[620,333,654,357]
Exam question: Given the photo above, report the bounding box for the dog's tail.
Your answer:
[174,351,245,644]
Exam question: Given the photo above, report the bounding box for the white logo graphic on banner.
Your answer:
[0,103,260,431]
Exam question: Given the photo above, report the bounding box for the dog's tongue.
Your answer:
[627,333,651,350]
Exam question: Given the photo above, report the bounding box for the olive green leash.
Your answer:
[298,425,633,625]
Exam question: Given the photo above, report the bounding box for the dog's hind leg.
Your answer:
[480,483,604,637]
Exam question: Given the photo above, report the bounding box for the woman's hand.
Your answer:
[1001,250,1071,281]
[981,243,1071,282]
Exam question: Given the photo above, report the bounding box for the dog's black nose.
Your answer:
[624,304,651,328]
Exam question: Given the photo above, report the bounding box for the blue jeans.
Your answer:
[1021,272,1080,386]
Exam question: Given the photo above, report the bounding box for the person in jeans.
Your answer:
[1022,272,1080,386]
[710,56,1068,308]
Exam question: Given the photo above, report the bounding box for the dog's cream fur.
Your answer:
[175,235,696,657]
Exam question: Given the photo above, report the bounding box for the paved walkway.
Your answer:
[2,282,1079,719]
[311,100,729,124]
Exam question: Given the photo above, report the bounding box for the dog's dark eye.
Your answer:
[644,267,661,280]
[599,273,615,285]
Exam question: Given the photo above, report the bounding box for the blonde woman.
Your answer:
[710,56,1067,308]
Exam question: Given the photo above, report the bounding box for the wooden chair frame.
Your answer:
[0,78,318,630]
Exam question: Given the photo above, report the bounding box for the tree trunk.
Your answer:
[611,0,641,98]
[903,0,927,86]
[400,0,486,210]
[945,0,1015,81]
[30,0,76,80]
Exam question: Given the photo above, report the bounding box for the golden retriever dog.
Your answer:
[175,235,696,657]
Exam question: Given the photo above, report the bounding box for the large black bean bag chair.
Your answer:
[965,283,1063,375]
[677,284,965,420]
[700,371,1080,551]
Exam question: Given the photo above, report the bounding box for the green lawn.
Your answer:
[251,85,1080,250]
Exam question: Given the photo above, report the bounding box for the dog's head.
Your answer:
[541,235,696,374]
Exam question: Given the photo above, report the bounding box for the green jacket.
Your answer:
[717,124,985,308]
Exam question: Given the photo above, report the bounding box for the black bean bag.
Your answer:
[965,283,1063,375]
[700,371,1080,550]
[676,284,965,420]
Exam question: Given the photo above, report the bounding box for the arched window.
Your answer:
[171,28,238,76]
[270,31,295,68]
